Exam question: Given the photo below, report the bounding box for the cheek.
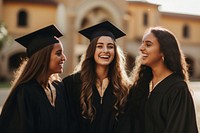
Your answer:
[94,50,99,59]
[49,59,55,69]
[153,49,162,57]
[110,50,115,57]
[49,57,58,67]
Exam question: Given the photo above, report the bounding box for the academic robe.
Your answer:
[62,72,131,133]
[130,73,198,133]
[0,79,68,133]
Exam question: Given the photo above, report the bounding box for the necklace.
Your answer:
[96,78,109,104]
[148,79,162,98]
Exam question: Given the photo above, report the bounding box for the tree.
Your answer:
[0,21,8,50]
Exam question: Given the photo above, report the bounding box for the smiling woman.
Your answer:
[129,26,198,133]
[62,21,132,133]
[0,25,68,133]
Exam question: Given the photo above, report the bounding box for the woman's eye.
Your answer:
[56,51,62,56]
[108,45,114,49]
[146,43,152,47]
[97,45,103,48]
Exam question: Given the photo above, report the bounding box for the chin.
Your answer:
[58,70,63,73]
[141,62,146,65]
[55,70,62,74]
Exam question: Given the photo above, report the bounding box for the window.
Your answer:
[183,25,190,38]
[143,13,148,26]
[17,10,28,27]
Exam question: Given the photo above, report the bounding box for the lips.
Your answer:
[58,62,64,67]
[99,55,110,59]
[140,53,148,60]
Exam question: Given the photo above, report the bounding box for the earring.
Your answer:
[162,56,165,61]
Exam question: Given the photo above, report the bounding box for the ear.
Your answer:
[161,53,165,61]
[161,53,164,57]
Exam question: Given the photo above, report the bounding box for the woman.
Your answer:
[0,25,68,133]
[129,26,198,133]
[63,21,131,133]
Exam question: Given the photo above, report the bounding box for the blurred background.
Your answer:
[0,0,200,130]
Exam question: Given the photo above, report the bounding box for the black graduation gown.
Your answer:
[63,72,131,133]
[144,73,198,133]
[0,79,68,133]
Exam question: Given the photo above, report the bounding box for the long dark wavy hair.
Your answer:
[130,26,189,92]
[74,36,131,121]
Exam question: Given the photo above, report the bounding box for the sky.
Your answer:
[147,0,200,16]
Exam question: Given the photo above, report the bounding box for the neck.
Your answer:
[151,66,173,84]
[96,66,108,82]
[36,75,50,88]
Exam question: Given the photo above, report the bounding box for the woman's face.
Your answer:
[94,36,115,68]
[139,32,163,68]
[49,42,66,74]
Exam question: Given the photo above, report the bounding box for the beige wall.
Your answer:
[127,2,160,40]
[160,14,200,45]
[3,2,57,35]
[0,0,2,20]
[1,0,200,80]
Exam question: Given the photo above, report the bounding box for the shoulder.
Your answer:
[62,72,82,93]
[165,75,191,100]
[3,80,39,109]
[62,72,81,84]
[52,80,64,88]
[62,73,82,99]
[159,73,188,93]
[16,79,40,94]
[169,80,189,95]
[168,74,188,92]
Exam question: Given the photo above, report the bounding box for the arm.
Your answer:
[164,82,198,133]
[63,73,81,133]
[0,85,35,133]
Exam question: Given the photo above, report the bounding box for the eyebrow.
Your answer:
[97,42,114,45]
[55,49,62,52]
[143,40,153,44]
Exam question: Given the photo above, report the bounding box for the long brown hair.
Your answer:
[4,44,61,106]
[75,37,131,121]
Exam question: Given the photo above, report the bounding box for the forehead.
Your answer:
[143,32,157,42]
[52,42,63,50]
[97,36,114,43]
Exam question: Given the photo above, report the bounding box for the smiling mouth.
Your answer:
[59,63,64,67]
[140,53,148,58]
[99,55,110,59]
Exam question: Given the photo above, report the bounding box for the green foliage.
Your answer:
[0,21,8,50]
[0,81,11,89]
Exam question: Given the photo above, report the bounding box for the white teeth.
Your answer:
[59,62,64,66]
[141,53,148,57]
[99,55,109,58]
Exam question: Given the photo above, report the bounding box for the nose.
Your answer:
[102,46,108,52]
[62,53,67,61]
[139,44,145,51]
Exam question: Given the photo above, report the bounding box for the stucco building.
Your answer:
[0,0,200,80]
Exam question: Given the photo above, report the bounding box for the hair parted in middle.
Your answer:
[74,36,131,121]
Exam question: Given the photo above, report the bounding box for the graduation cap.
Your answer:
[15,24,63,57]
[79,21,126,41]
